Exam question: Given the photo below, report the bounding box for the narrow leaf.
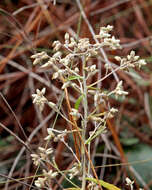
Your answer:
[67,75,83,81]
[85,125,106,144]
[86,177,121,190]
[74,95,83,110]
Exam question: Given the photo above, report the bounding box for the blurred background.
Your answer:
[0,0,152,189]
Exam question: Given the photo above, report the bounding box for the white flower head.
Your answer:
[53,51,62,59]
[31,154,41,166]
[127,51,139,61]
[116,51,147,70]
[35,177,46,188]
[45,128,55,141]
[70,108,81,119]
[38,147,53,155]
[52,71,59,79]
[32,88,47,112]
[96,25,113,39]
[52,40,62,51]
[68,162,81,179]
[110,108,118,115]
[114,81,128,98]
[31,51,49,65]
[125,177,134,190]
[103,36,121,49]
[137,59,146,69]
[77,38,90,52]
[65,32,70,41]
[107,107,118,118]
[43,169,58,179]
[90,65,96,72]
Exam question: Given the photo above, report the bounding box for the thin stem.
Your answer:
[61,139,81,164]
[88,142,91,175]
[53,160,80,189]
[82,55,88,189]
[88,64,127,88]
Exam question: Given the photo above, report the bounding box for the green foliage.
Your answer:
[67,76,83,81]
[86,177,121,190]
[120,137,139,146]
[74,95,84,110]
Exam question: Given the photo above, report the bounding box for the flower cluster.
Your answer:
[45,128,70,142]
[31,51,49,65]
[30,25,146,189]
[96,25,121,50]
[31,146,53,166]
[108,80,128,99]
[32,88,47,112]
[115,50,146,70]
[68,162,81,179]
[35,169,58,188]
